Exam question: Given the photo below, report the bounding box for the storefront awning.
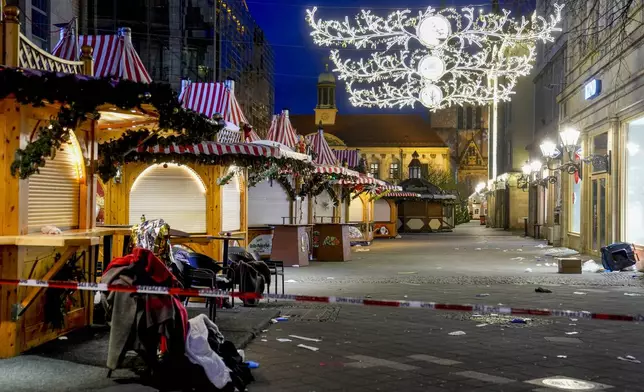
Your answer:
[136,141,310,161]
[384,192,421,198]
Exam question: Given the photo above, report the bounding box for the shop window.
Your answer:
[625,117,644,245]
[570,176,581,233]
[591,132,609,172]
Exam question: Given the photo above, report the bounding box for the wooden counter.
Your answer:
[270,224,312,267]
[312,223,352,262]
[0,228,118,247]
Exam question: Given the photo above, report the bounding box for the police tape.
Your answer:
[1,278,643,322]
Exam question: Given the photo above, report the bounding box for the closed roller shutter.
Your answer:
[349,195,364,223]
[248,179,291,225]
[294,196,309,224]
[374,199,390,221]
[28,142,80,232]
[129,164,206,233]
[313,191,333,223]
[221,170,241,232]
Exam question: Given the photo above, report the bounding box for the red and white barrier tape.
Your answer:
[1,278,643,322]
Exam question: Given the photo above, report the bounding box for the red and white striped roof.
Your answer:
[384,192,421,198]
[307,128,338,166]
[333,149,359,168]
[179,82,248,126]
[135,141,310,162]
[313,165,360,176]
[266,111,298,149]
[52,24,152,83]
[245,128,261,143]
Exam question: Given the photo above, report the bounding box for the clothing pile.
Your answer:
[101,247,254,391]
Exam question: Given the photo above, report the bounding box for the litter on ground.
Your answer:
[476,324,488,327]
[285,279,297,283]
[565,332,579,335]
[289,335,322,342]
[511,257,525,261]
[557,355,567,359]
[297,344,320,352]
[624,293,644,296]
[355,248,370,252]
[277,338,293,342]
[476,293,490,297]
[448,331,466,336]
[573,292,587,295]
[582,260,604,273]
[525,268,533,273]
[618,355,641,364]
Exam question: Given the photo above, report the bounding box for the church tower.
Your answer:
[314,64,338,126]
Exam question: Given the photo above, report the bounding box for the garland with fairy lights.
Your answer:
[0,67,221,179]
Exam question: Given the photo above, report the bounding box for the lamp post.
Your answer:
[539,127,611,176]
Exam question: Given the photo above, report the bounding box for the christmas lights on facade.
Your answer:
[306,4,564,110]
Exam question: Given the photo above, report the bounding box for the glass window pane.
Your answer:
[592,179,598,250]
[626,117,644,245]
[570,176,581,233]
[592,133,608,172]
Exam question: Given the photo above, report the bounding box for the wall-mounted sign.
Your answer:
[584,79,601,100]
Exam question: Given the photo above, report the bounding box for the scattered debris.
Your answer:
[401,282,421,286]
[511,257,525,261]
[573,292,587,295]
[275,317,289,322]
[510,318,527,324]
[448,331,466,336]
[516,249,523,252]
[565,332,579,335]
[277,338,293,342]
[454,248,460,250]
[58,336,68,341]
[403,295,408,298]
[397,271,417,275]
[246,361,260,369]
[289,335,322,343]
[297,344,320,352]
[476,293,490,297]
[292,265,300,268]
[525,268,533,273]
[569,324,577,326]
[535,244,552,248]
[476,324,488,327]
[624,293,644,297]
[262,329,268,333]
[618,355,641,364]
[582,260,604,273]
[365,295,372,298]
[261,339,267,342]
[536,264,543,267]
[570,318,578,322]
[557,355,567,359]
[355,248,370,252]
[475,248,482,251]
[503,249,508,252]
[326,277,335,280]
[285,279,297,283]
[270,319,278,324]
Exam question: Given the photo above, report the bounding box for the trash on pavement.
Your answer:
[297,344,320,352]
[448,331,466,336]
[475,248,482,251]
[246,361,259,369]
[582,260,604,273]
[525,268,533,273]
[557,355,567,359]
[516,249,523,252]
[285,279,297,283]
[536,264,543,267]
[511,257,525,261]
[261,339,267,342]
[58,336,68,340]
[275,317,289,322]
[476,293,490,297]
[618,355,641,364]
[277,338,292,342]
[289,335,322,342]
[570,318,578,322]
[355,248,370,252]
[397,271,418,275]
[262,329,268,333]
[535,243,552,248]
[565,332,579,335]
[476,324,488,327]
[535,287,552,293]
[292,265,300,268]
[624,293,644,296]
[454,248,460,250]
[237,350,245,361]
[573,292,587,295]
[510,318,527,324]
[326,277,335,280]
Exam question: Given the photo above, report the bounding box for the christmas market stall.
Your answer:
[247,110,313,266]
[396,177,457,233]
[375,192,421,238]
[0,7,162,358]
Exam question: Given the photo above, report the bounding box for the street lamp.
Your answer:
[539,127,611,176]
[528,159,557,187]
[475,182,485,194]
[516,162,532,190]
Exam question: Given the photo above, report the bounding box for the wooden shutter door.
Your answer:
[221,171,241,232]
[374,199,390,222]
[129,164,206,233]
[248,180,291,225]
[28,142,80,232]
[349,195,364,222]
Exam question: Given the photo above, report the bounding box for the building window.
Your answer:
[592,132,609,172]
[570,176,581,233]
[31,0,49,50]
[466,106,473,129]
[389,162,399,179]
[625,117,644,245]
[475,107,482,129]
[370,162,380,179]
[457,107,464,129]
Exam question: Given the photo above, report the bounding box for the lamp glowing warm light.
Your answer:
[539,140,559,159]
[559,127,580,151]
[132,163,207,194]
[475,182,485,193]
[521,162,532,175]
[530,160,542,173]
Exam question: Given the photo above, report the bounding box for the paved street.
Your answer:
[2,222,644,391]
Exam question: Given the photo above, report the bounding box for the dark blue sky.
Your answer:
[247,0,532,116]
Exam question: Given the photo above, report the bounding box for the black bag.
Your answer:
[600,243,638,271]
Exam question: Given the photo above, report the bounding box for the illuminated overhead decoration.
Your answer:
[306,4,564,110]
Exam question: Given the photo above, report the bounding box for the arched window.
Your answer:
[129,164,207,233]
[349,195,364,222]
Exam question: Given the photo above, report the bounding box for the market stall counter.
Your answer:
[312,223,352,262]
[270,224,312,267]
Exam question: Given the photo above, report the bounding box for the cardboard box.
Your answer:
[557,257,582,274]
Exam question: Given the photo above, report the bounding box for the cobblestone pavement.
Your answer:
[243,223,644,391]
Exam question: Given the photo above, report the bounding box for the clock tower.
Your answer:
[314,64,338,126]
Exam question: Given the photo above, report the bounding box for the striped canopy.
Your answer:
[52,24,152,83]
[384,192,420,198]
[179,82,248,126]
[333,149,359,168]
[266,111,298,149]
[245,129,261,143]
[307,128,338,166]
[136,141,309,162]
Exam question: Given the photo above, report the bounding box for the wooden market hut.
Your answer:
[0,7,158,357]
[374,192,420,238]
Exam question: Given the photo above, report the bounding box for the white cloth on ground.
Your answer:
[185,314,231,389]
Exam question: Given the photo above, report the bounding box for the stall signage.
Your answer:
[584,79,601,100]
[248,234,273,256]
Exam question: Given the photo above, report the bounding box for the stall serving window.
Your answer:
[625,117,644,245]
[28,139,83,232]
[349,195,364,222]
[221,168,241,232]
[129,164,207,233]
[374,199,390,222]
[248,179,291,225]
